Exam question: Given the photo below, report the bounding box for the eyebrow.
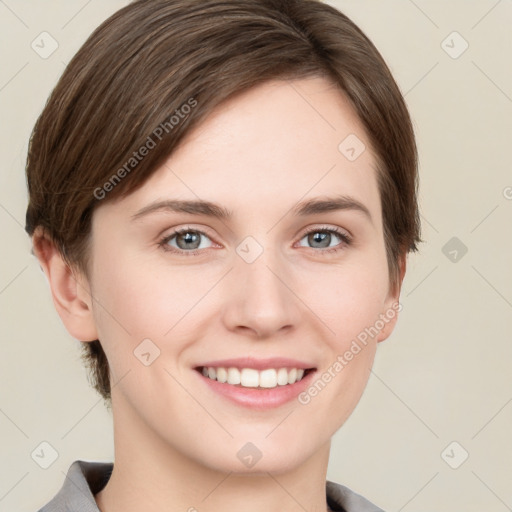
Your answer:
[131,194,372,224]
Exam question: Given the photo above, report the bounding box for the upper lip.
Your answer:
[195,357,316,371]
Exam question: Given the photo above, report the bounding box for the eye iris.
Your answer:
[309,232,330,248]
[177,231,200,250]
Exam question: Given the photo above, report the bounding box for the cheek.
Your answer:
[303,251,390,348]
[87,244,164,359]
[88,246,212,358]
[295,261,387,424]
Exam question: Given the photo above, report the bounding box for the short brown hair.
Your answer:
[25,0,422,406]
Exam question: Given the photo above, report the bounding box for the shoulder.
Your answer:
[326,480,386,512]
[37,460,113,512]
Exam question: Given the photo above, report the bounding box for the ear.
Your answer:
[32,228,98,342]
[376,253,407,343]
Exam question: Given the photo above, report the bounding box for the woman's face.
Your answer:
[86,76,402,473]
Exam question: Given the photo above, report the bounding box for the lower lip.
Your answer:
[195,369,316,410]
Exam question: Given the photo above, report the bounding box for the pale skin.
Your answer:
[34,76,406,512]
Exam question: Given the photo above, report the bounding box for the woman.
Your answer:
[26,1,421,510]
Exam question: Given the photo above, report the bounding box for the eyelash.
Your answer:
[158,225,352,257]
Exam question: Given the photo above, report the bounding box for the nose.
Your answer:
[221,246,301,339]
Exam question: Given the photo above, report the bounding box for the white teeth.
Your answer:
[201,366,309,388]
[259,369,277,388]
[241,368,259,387]
[227,367,241,385]
[277,368,289,385]
[216,367,227,383]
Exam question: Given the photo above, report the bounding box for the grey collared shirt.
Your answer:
[37,460,385,512]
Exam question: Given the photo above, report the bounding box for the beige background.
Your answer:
[1,1,511,510]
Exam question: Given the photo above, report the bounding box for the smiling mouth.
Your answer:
[195,366,316,389]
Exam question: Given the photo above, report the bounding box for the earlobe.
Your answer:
[32,228,98,342]
[376,253,407,343]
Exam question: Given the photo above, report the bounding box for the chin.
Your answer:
[195,436,320,476]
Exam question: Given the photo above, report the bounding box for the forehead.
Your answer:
[100,76,382,228]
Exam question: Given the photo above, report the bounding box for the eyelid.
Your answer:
[157,223,216,241]
[299,224,352,241]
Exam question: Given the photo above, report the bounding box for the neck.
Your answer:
[95,393,332,512]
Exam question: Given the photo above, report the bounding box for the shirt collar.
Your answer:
[39,460,383,512]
